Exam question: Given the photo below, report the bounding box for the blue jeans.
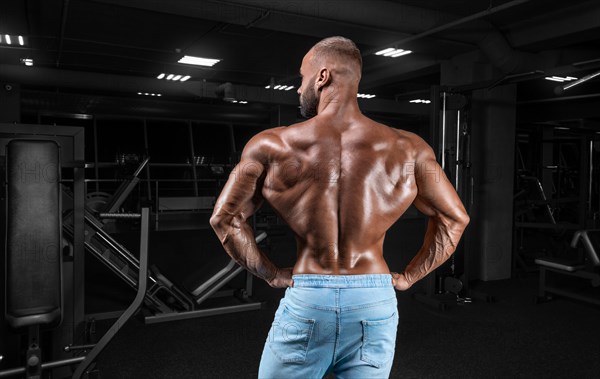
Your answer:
[258,274,398,379]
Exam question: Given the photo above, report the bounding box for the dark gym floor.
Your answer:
[92,274,600,379]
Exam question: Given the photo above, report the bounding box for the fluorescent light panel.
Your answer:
[178,55,220,67]
[0,35,26,46]
[391,50,412,57]
[357,93,376,99]
[410,99,431,104]
[158,73,191,81]
[268,84,294,91]
[545,76,578,82]
[375,48,395,55]
[375,48,412,58]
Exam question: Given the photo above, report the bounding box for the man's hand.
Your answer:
[267,267,294,288]
[391,272,412,291]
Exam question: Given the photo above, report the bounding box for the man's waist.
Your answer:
[291,274,393,288]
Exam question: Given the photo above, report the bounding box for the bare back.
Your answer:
[260,115,419,275]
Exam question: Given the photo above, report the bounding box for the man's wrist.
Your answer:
[265,267,279,284]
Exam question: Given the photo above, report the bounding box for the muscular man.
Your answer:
[210,36,470,378]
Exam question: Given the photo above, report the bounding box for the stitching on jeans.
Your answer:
[267,305,315,363]
[359,313,398,368]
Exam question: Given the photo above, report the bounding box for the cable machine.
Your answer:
[414,87,493,310]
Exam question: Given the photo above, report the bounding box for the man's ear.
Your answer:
[316,68,331,91]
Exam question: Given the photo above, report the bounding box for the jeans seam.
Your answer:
[289,295,339,311]
[341,297,397,312]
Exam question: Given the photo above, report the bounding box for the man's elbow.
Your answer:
[209,213,225,234]
[454,212,470,230]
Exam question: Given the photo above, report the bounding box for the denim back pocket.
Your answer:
[360,312,398,368]
[267,304,316,363]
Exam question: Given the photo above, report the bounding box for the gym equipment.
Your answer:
[143,231,266,324]
[513,130,592,276]
[413,89,493,310]
[536,229,600,306]
[1,206,149,379]
[57,148,262,323]
[63,186,264,323]
[1,139,86,378]
[72,209,150,379]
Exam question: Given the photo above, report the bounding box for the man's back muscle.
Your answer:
[259,116,419,274]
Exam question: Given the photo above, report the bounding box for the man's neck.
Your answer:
[317,88,361,119]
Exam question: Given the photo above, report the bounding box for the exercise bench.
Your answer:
[536,229,600,306]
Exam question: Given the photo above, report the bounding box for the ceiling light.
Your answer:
[268,84,295,91]
[1,34,27,46]
[357,93,376,99]
[159,73,192,81]
[375,48,412,58]
[375,48,395,55]
[545,76,578,82]
[410,99,431,104]
[178,55,220,67]
[138,92,163,97]
[391,50,412,57]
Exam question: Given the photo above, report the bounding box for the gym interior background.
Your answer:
[1,0,600,378]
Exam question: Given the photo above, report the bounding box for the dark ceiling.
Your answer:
[1,0,600,122]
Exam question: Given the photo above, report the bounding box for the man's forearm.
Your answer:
[402,217,467,286]
[212,217,279,283]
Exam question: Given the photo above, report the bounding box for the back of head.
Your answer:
[310,36,362,82]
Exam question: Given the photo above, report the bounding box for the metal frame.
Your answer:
[72,209,150,379]
[536,229,600,306]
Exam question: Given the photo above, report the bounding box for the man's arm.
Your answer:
[209,133,292,288]
[393,138,470,290]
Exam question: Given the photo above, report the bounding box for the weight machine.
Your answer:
[413,87,493,310]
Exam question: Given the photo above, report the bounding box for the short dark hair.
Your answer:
[311,36,362,78]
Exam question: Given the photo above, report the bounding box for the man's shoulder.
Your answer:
[242,126,288,162]
[372,122,427,154]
